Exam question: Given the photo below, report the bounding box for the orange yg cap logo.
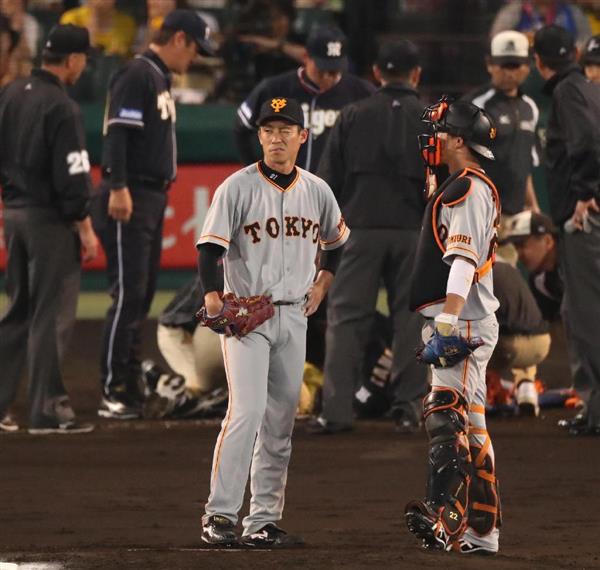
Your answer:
[270,98,287,112]
[489,127,497,140]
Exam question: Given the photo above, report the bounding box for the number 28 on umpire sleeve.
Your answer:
[66,150,91,175]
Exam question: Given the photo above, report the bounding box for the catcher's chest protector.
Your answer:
[409,168,499,312]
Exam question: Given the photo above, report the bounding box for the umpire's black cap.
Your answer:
[256,97,305,128]
[162,9,214,56]
[581,34,600,65]
[44,24,90,55]
[533,24,575,61]
[376,39,420,74]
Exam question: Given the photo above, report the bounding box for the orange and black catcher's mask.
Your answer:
[418,95,497,168]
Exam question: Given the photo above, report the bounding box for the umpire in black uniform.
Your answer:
[533,25,600,435]
[93,10,213,419]
[0,24,98,434]
[309,40,428,434]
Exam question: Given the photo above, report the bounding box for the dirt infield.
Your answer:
[1,321,599,570]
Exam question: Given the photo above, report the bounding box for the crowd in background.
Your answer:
[2,0,600,104]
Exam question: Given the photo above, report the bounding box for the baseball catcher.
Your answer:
[196,293,275,338]
[405,96,502,556]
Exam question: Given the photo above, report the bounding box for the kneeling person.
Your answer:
[197,97,349,547]
[405,98,502,555]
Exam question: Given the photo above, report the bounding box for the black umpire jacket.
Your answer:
[316,82,426,230]
[543,63,600,224]
[0,69,91,221]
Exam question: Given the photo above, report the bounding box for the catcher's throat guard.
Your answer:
[418,96,451,169]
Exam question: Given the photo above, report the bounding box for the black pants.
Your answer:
[0,207,81,428]
[92,183,167,395]
[321,228,428,424]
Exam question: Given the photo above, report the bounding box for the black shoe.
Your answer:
[568,423,600,436]
[405,500,449,551]
[0,413,19,433]
[305,416,352,435]
[558,412,586,431]
[141,359,166,395]
[241,523,304,548]
[392,401,423,434]
[98,393,141,420]
[170,388,229,420]
[201,515,238,546]
[28,421,94,435]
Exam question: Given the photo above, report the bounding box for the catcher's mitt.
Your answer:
[196,293,275,337]
[416,331,484,368]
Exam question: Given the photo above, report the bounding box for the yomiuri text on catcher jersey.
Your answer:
[416,169,500,321]
[198,163,349,300]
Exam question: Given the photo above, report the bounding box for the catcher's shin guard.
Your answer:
[466,439,501,536]
[423,388,472,542]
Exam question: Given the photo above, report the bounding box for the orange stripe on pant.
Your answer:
[212,339,233,485]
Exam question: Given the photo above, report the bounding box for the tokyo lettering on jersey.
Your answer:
[236,67,374,172]
[101,49,176,183]
[197,162,350,300]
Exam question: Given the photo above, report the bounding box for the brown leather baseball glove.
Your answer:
[196,293,275,337]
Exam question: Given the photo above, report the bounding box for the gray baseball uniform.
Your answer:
[420,170,501,549]
[197,162,349,535]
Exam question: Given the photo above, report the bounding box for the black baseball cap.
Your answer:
[533,24,575,61]
[161,9,214,55]
[44,24,90,55]
[501,211,558,244]
[256,97,305,128]
[581,34,600,65]
[306,26,348,72]
[376,39,420,74]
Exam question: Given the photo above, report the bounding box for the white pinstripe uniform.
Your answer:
[197,162,349,535]
[421,169,501,546]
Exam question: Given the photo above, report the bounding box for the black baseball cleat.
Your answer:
[241,523,304,548]
[201,515,238,546]
[28,421,94,435]
[305,416,353,435]
[98,393,141,420]
[0,413,19,433]
[558,412,587,431]
[405,500,449,551]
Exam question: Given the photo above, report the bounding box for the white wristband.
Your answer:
[446,257,476,301]
[435,312,459,326]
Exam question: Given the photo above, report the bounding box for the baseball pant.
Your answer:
[423,313,500,545]
[157,324,226,395]
[322,228,427,424]
[92,183,167,394]
[560,219,600,426]
[488,332,551,384]
[204,305,307,535]
[0,207,81,427]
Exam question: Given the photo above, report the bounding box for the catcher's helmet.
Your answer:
[419,96,496,167]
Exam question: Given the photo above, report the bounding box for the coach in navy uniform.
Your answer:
[235,25,374,174]
[0,24,98,434]
[93,10,213,419]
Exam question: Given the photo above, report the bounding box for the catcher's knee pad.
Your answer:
[423,388,471,539]
[467,443,501,535]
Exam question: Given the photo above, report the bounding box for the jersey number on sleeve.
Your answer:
[67,150,91,175]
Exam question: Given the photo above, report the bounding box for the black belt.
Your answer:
[274,300,302,306]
